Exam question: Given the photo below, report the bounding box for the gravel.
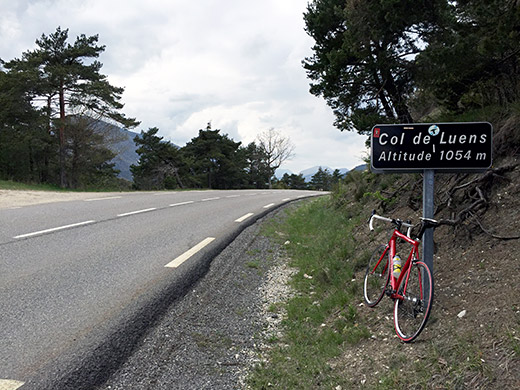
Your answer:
[0,190,119,209]
[96,206,296,390]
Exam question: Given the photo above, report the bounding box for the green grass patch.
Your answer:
[0,179,132,192]
[246,260,261,269]
[0,180,66,191]
[248,197,370,389]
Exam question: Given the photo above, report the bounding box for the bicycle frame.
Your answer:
[376,228,421,300]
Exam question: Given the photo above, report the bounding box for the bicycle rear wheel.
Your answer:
[363,245,390,307]
[394,261,433,342]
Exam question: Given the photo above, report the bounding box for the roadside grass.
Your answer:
[247,158,519,388]
[0,180,66,191]
[369,333,495,390]
[0,179,132,192]
[247,197,370,389]
[0,179,222,192]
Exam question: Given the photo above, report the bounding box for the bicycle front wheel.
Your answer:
[394,261,433,342]
[363,245,390,307]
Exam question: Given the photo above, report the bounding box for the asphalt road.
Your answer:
[0,189,323,390]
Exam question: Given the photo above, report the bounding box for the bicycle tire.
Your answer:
[394,260,433,342]
[363,245,390,307]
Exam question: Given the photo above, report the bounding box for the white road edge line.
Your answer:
[170,201,194,207]
[165,237,216,268]
[14,220,95,239]
[117,208,157,217]
[0,379,25,390]
[282,198,291,201]
[235,212,254,223]
[84,196,122,202]
[263,203,275,208]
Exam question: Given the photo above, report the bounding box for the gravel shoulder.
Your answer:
[94,205,294,390]
[0,190,124,209]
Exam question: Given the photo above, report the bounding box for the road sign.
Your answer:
[370,122,493,173]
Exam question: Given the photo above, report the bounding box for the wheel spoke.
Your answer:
[394,261,433,342]
[363,245,390,307]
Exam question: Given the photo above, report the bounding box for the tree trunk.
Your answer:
[174,168,185,189]
[59,81,66,188]
[372,70,395,118]
[47,96,52,134]
[383,72,413,123]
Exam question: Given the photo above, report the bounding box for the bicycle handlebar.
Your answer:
[369,212,414,237]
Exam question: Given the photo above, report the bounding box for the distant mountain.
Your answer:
[350,164,368,172]
[88,118,140,182]
[300,166,330,182]
[277,165,366,182]
[275,168,293,179]
[299,166,354,182]
[108,128,140,182]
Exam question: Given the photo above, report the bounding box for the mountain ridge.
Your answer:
[276,164,366,182]
[88,119,140,182]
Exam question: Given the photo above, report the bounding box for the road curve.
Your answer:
[0,189,324,389]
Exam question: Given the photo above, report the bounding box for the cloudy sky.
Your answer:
[0,0,368,173]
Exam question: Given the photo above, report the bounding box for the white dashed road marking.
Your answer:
[117,208,157,217]
[235,213,254,223]
[263,203,275,209]
[84,196,122,202]
[170,201,194,207]
[165,237,216,268]
[0,380,25,390]
[14,220,96,239]
[201,197,220,202]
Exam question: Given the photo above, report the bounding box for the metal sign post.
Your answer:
[423,169,435,273]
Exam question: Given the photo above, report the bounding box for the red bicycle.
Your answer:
[363,211,439,342]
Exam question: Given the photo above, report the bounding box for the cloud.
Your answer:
[0,0,368,172]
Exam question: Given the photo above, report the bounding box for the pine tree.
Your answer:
[3,27,139,187]
[303,0,442,133]
[131,127,184,190]
[182,123,247,189]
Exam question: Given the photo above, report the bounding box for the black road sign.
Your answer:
[370,122,493,173]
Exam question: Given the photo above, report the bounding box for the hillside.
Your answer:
[328,114,520,387]
[108,127,140,182]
